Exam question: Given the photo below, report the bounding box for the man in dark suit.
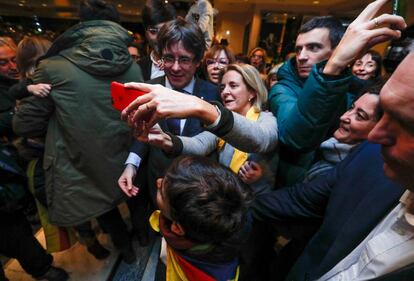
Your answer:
[253,45,414,280]
[118,18,219,246]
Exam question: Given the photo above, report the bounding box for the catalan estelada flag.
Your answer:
[150,211,240,281]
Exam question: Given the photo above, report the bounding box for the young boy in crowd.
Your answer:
[149,155,252,281]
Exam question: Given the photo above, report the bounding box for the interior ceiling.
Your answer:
[0,0,370,21]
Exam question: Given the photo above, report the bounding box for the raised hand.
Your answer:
[121,82,218,135]
[324,0,406,75]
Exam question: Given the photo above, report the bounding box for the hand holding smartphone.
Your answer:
[111,81,146,111]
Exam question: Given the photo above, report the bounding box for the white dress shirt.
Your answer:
[317,190,414,281]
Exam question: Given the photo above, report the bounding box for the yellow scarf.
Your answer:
[217,107,260,174]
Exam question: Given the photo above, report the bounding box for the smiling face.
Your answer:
[352,53,378,80]
[206,50,229,84]
[220,70,256,116]
[162,41,200,89]
[295,28,333,78]
[368,53,414,190]
[334,93,380,144]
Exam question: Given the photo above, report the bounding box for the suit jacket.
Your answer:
[138,55,152,81]
[253,142,407,280]
[131,75,220,201]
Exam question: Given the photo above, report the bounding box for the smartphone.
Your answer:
[393,0,399,15]
[111,81,146,111]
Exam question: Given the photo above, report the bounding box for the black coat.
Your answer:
[253,142,408,280]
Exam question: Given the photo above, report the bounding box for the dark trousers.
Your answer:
[127,181,152,235]
[75,207,131,251]
[239,219,277,281]
[0,211,52,278]
[126,161,153,237]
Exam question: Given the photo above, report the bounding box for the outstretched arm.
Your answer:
[323,0,406,76]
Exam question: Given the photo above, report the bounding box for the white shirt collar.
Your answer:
[164,76,196,95]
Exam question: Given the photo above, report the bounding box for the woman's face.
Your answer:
[334,93,380,144]
[250,50,264,69]
[220,70,256,116]
[206,50,229,84]
[352,53,378,80]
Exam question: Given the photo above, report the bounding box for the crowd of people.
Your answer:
[1,0,414,280]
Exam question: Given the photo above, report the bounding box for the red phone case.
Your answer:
[111,82,146,111]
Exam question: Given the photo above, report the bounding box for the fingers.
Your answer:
[124,82,155,92]
[367,27,402,46]
[118,178,139,197]
[356,0,389,22]
[130,100,160,129]
[42,83,52,91]
[249,161,261,170]
[118,177,137,197]
[366,14,406,30]
[121,92,153,118]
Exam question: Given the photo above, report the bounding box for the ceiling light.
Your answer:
[41,3,47,7]
[117,4,122,8]
[313,0,320,4]
[225,30,230,35]
[18,3,24,6]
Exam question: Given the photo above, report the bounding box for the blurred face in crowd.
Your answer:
[0,44,18,80]
[250,50,264,69]
[368,53,414,191]
[146,23,166,51]
[295,28,333,78]
[206,50,230,84]
[162,41,200,89]
[352,53,378,80]
[128,46,141,63]
[220,70,255,116]
[334,93,380,144]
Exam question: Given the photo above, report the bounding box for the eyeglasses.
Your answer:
[146,26,160,35]
[205,58,229,67]
[162,55,195,68]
